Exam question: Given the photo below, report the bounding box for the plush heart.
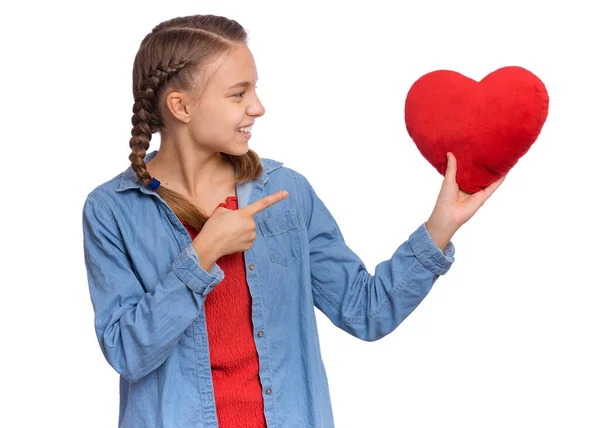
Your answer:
[404,66,549,193]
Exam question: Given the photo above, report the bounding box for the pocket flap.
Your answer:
[258,210,299,237]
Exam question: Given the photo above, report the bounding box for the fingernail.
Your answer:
[282,191,288,197]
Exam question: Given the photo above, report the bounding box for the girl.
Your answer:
[82,14,505,428]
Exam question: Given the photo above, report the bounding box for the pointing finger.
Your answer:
[242,191,289,216]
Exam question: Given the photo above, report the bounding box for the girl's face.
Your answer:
[185,43,265,156]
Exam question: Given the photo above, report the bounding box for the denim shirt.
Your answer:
[82,150,455,428]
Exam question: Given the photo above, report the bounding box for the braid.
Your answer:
[129,62,187,186]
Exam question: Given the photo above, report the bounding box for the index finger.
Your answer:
[241,191,289,216]
[474,174,506,206]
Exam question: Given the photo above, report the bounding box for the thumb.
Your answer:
[443,152,457,185]
[210,204,227,217]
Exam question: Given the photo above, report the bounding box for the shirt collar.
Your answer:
[117,150,283,192]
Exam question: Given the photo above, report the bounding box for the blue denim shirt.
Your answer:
[82,150,455,427]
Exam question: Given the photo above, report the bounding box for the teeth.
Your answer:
[239,126,252,133]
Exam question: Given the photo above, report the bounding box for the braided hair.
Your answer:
[129,15,263,231]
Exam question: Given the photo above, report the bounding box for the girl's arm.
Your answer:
[294,170,455,342]
[82,194,223,382]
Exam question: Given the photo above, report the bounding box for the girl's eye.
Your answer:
[233,87,257,99]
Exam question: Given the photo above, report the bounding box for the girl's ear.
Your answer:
[165,91,192,124]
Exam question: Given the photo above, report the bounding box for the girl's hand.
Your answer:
[192,191,289,271]
[426,152,506,250]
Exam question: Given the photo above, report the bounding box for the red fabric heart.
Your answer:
[404,66,549,193]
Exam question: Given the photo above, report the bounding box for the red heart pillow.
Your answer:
[404,66,549,193]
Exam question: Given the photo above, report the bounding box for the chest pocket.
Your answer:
[258,210,303,266]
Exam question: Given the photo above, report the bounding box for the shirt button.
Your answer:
[257,330,264,337]
[249,264,255,271]
[265,388,272,395]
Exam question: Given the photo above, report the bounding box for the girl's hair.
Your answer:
[129,15,263,231]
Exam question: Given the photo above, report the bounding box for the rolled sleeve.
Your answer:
[408,223,455,276]
[172,244,225,296]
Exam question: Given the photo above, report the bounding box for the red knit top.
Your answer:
[181,196,267,428]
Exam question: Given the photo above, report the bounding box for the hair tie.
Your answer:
[148,177,161,191]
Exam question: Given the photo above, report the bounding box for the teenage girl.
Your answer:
[82,14,505,428]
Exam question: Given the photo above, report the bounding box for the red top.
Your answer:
[181,196,266,428]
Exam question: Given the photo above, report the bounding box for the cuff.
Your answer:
[408,223,456,275]
[172,244,224,296]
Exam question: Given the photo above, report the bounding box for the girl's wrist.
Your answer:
[425,216,458,251]
[193,240,218,272]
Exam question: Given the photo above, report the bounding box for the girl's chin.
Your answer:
[222,143,250,157]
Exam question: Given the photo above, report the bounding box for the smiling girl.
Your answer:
[82,14,504,428]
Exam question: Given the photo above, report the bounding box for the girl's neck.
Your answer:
[146,145,235,199]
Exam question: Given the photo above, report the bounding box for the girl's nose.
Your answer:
[248,93,266,118]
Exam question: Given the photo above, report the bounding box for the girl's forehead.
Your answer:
[209,45,258,89]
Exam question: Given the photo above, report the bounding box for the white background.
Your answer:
[1,0,599,427]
